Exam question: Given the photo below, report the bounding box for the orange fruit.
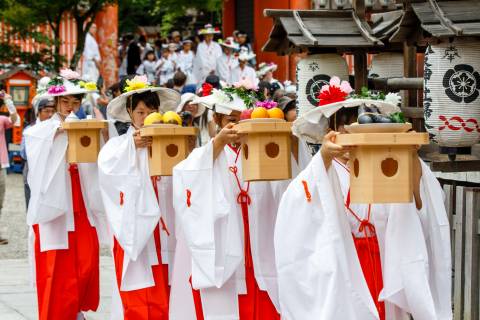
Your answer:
[267,107,284,119]
[251,107,269,119]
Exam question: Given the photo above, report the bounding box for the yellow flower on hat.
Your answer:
[79,81,86,87]
[124,75,149,92]
[84,82,97,91]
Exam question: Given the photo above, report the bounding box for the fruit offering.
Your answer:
[144,112,163,126]
[163,111,182,125]
[357,104,405,124]
[241,100,285,120]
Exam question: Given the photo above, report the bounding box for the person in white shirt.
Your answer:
[192,24,222,83]
[156,48,175,86]
[168,42,179,66]
[257,62,284,90]
[136,50,157,84]
[82,24,101,83]
[216,37,239,84]
[176,40,195,84]
[229,48,258,85]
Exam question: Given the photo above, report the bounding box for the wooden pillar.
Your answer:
[95,4,118,87]
[403,42,417,107]
[354,50,368,93]
[222,0,236,37]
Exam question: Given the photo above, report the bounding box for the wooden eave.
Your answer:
[411,0,480,38]
[262,9,391,56]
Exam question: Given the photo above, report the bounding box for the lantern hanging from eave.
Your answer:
[423,38,480,158]
[297,54,349,116]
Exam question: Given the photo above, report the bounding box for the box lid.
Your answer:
[235,119,292,134]
[140,124,199,137]
[336,132,429,146]
[62,120,108,130]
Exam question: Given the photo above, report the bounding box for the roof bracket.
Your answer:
[428,0,463,36]
[292,10,318,46]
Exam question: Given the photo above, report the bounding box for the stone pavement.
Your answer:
[0,173,114,319]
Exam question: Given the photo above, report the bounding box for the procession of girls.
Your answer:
[25,63,452,319]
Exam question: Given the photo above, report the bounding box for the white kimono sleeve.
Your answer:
[173,141,242,289]
[275,153,378,320]
[98,132,160,261]
[25,118,69,226]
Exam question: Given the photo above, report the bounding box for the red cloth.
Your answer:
[353,235,385,320]
[113,225,170,319]
[191,183,280,320]
[112,176,170,319]
[33,164,100,320]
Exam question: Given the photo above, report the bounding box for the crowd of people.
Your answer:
[6,22,452,320]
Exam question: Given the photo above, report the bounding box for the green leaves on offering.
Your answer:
[389,112,406,123]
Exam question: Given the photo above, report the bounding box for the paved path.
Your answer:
[0,173,113,319]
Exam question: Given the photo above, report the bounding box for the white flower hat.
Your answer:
[198,24,221,35]
[107,75,181,122]
[256,62,278,77]
[292,76,401,143]
[43,69,98,97]
[219,37,239,50]
[193,89,246,115]
[176,92,206,118]
[238,47,256,61]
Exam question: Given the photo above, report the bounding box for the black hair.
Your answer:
[173,71,187,86]
[258,81,272,98]
[165,79,175,89]
[139,35,147,43]
[56,94,84,102]
[205,74,220,89]
[284,100,296,114]
[144,50,155,60]
[328,107,358,131]
[127,91,160,111]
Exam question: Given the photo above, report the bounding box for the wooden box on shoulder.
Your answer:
[140,124,198,176]
[236,119,292,181]
[336,132,429,203]
[62,120,107,163]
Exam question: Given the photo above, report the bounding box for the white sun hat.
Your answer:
[193,89,246,115]
[43,69,98,97]
[219,37,239,50]
[238,48,256,61]
[292,76,401,143]
[176,92,205,118]
[198,24,221,35]
[107,75,181,122]
[256,62,278,77]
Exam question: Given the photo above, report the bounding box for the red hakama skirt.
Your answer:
[33,164,100,320]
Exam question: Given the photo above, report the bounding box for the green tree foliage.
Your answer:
[0,0,114,72]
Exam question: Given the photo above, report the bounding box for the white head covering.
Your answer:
[238,47,256,61]
[176,92,205,118]
[43,69,98,97]
[292,99,401,143]
[198,24,221,35]
[193,89,246,115]
[219,37,240,50]
[107,76,180,122]
[256,62,278,77]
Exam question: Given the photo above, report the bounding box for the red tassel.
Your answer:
[120,191,124,206]
[301,180,312,202]
[186,189,192,207]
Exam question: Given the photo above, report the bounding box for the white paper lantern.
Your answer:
[424,38,480,149]
[369,52,404,78]
[297,54,349,116]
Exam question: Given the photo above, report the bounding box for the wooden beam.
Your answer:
[352,0,366,19]
[401,106,424,119]
[372,77,423,90]
[431,160,480,173]
[354,50,368,93]
[427,0,464,36]
[292,10,318,45]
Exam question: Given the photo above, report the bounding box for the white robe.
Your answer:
[229,65,258,86]
[193,41,222,83]
[24,113,108,251]
[216,54,239,83]
[177,50,196,84]
[82,33,101,83]
[171,141,300,319]
[97,127,172,291]
[156,58,175,85]
[274,152,452,320]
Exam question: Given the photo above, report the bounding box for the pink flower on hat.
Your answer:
[59,69,81,80]
[234,78,257,91]
[47,85,66,95]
